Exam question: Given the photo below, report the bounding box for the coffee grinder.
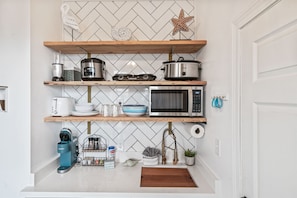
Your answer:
[52,53,64,81]
[57,128,79,173]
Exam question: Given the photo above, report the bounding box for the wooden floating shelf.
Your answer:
[44,115,207,123]
[44,80,207,86]
[43,40,207,54]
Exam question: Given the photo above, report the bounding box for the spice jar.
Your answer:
[94,138,99,150]
[108,146,116,159]
[88,137,94,149]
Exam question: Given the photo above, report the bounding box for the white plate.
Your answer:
[124,112,146,117]
[71,110,99,116]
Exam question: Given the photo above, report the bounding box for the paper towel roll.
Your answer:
[189,124,205,139]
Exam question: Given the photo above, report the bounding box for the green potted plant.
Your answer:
[184,149,196,166]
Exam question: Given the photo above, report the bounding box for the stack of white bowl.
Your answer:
[74,103,94,112]
[72,103,99,116]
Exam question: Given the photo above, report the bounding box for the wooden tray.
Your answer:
[140,167,197,187]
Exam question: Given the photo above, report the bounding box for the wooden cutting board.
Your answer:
[140,167,197,187]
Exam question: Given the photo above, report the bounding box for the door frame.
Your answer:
[231,0,282,197]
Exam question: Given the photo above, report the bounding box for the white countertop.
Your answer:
[22,162,217,198]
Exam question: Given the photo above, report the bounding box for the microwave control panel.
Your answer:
[192,90,202,113]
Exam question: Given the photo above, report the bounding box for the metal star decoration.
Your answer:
[171,9,194,36]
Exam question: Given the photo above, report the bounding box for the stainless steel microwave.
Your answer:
[149,86,204,117]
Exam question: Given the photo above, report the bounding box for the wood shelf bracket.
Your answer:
[87,85,92,134]
[168,47,175,61]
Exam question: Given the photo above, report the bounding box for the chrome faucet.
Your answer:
[162,122,178,165]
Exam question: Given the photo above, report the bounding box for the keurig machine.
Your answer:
[57,128,78,173]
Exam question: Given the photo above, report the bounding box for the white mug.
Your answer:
[103,104,112,117]
[112,104,120,117]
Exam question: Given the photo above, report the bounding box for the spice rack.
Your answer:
[81,134,108,166]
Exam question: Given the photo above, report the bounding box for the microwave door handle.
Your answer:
[188,89,193,117]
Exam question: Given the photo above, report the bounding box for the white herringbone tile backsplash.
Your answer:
[63,0,195,41]
[62,0,199,156]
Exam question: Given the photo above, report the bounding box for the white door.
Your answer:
[240,0,297,197]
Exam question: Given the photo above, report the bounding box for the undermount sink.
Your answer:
[140,166,197,188]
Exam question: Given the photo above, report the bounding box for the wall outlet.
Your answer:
[215,138,221,157]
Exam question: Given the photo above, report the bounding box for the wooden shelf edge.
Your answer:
[44,80,207,86]
[44,115,207,123]
[44,40,207,46]
[43,40,207,54]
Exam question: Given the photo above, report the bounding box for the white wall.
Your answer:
[0,0,257,197]
[0,0,32,197]
[30,0,62,173]
[0,0,63,197]
[195,0,255,198]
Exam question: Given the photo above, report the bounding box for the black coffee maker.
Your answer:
[57,128,78,173]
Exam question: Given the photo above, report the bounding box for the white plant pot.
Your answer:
[185,156,195,166]
[143,155,159,166]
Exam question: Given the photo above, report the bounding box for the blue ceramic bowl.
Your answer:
[122,105,147,114]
